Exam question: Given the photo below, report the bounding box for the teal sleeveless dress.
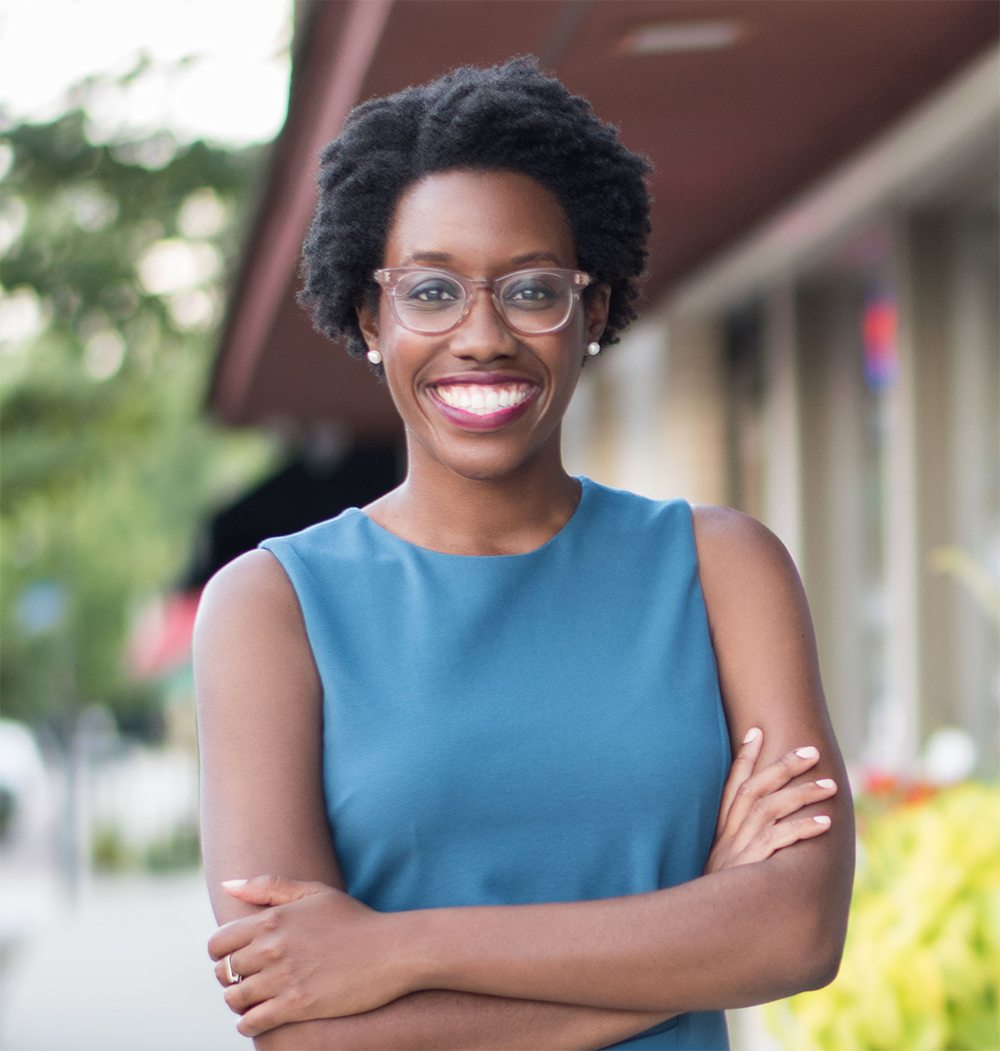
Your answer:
[260,477,731,1049]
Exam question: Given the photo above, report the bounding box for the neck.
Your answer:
[365,447,580,556]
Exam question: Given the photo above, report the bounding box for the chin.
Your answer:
[418,439,550,485]
[441,455,532,484]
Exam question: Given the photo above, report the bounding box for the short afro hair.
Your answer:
[298,56,653,365]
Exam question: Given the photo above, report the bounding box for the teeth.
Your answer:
[434,383,533,416]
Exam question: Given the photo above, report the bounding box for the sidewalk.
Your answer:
[0,871,246,1051]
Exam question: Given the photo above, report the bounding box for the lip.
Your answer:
[426,377,540,431]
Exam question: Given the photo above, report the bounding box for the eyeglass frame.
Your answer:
[371,266,594,336]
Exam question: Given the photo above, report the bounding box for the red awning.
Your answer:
[126,590,202,681]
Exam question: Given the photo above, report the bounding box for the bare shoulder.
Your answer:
[196,549,301,628]
[193,549,318,710]
[690,505,805,618]
[690,504,796,573]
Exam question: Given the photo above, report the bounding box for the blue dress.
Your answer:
[260,476,731,1049]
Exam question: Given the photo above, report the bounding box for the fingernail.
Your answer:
[812,815,832,825]
[743,727,761,744]
[795,746,819,759]
[816,778,836,789]
[222,879,248,890]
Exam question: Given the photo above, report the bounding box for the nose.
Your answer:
[447,286,517,361]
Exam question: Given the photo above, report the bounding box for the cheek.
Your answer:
[379,333,433,418]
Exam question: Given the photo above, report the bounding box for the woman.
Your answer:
[196,58,853,1050]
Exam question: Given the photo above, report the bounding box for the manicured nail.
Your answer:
[795,746,819,759]
[812,815,832,826]
[222,879,248,890]
[816,778,836,789]
[743,727,761,744]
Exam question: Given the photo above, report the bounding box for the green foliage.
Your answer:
[90,821,133,872]
[766,782,1000,1051]
[91,819,201,873]
[0,86,277,732]
[144,820,202,872]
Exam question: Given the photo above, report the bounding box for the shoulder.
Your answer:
[689,505,809,631]
[194,550,314,683]
[690,504,800,580]
[196,549,301,631]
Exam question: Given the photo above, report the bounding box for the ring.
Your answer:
[224,954,243,985]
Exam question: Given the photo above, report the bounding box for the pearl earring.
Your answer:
[366,348,383,366]
[586,341,601,357]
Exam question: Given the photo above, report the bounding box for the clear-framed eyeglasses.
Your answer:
[372,267,593,336]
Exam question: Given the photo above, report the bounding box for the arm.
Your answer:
[215,730,833,1039]
[389,507,854,1012]
[385,508,853,1011]
[195,550,675,1050]
[205,510,852,1030]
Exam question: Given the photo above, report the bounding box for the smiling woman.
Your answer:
[195,57,853,1051]
[355,169,607,496]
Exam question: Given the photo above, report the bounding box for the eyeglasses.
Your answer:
[372,267,593,336]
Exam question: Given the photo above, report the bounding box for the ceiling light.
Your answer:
[619,21,742,56]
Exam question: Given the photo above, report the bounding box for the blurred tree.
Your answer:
[0,80,277,734]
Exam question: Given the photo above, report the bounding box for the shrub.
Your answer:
[766,781,1000,1051]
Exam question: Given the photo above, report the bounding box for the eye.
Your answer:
[503,275,560,309]
[399,274,463,307]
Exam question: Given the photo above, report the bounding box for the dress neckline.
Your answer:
[353,476,593,560]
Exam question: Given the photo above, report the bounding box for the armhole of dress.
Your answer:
[682,502,734,778]
[257,541,326,694]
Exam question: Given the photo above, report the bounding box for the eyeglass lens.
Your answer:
[389,270,577,334]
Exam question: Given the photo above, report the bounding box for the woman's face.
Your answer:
[358,169,609,484]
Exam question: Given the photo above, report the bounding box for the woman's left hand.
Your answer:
[704,727,837,874]
[208,875,411,1037]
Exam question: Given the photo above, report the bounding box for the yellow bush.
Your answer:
[765,781,1000,1051]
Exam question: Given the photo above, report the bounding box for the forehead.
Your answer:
[382,169,577,270]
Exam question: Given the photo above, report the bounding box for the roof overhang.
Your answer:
[209,0,998,434]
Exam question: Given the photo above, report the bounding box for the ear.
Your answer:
[585,283,611,343]
[356,301,380,350]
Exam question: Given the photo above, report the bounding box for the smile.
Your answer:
[427,380,540,431]
[432,382,535,416]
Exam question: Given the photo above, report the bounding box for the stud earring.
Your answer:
[586,341,601,357]
[366,348,383,366]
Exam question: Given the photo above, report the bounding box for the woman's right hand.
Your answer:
[704,727,838,874]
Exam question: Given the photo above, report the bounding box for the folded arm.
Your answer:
[385,507,853,1012]
[195,549,676,1050]
[200,510,853,1040]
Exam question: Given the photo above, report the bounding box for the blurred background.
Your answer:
[1,2,997,1049]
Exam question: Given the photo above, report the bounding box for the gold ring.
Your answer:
[224,953,243,985]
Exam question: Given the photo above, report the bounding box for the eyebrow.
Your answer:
[402,250,566,268]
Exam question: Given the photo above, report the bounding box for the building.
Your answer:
[208,0,999,774]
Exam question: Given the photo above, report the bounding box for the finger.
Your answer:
[716,727,764,833]
[725,778,837,855]
[222,874,328,907]
[237,987,328,1039]
[223,972,269,1016]
[726,812,833,867]
[214,949,258,989]
[744,777,838,832]
[237,997,287,1040]
[208,918,255,963]
[762,813,833,858]
[724,745,822,835]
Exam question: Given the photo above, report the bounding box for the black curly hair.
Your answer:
[298,57,652,367]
